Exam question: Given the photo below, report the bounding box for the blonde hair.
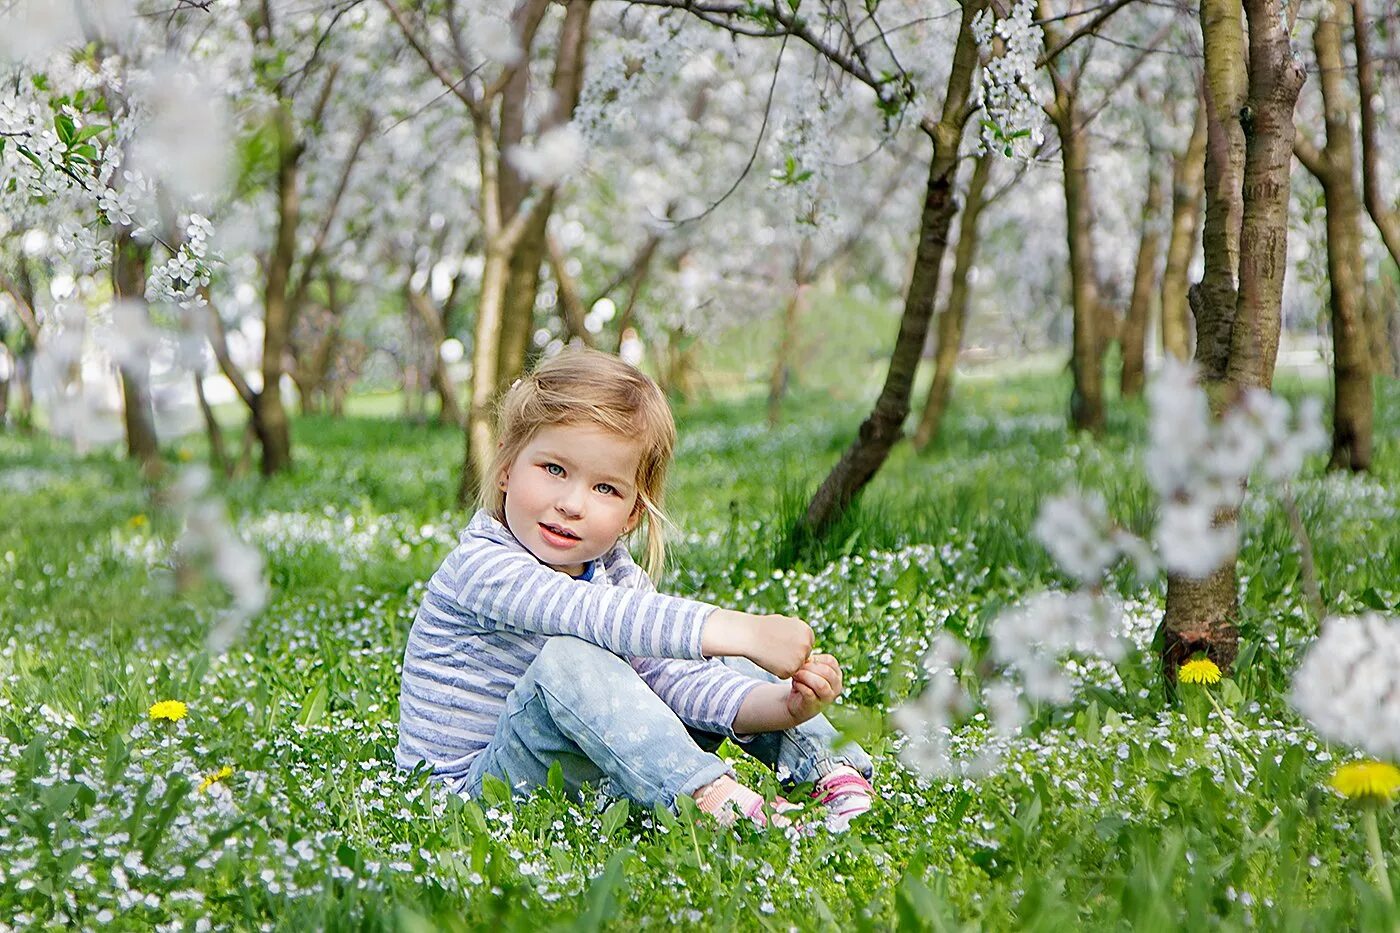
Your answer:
[478,347,677,580]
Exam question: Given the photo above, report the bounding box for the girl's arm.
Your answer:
[434,537,715,660]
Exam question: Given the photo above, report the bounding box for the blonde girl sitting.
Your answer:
[395,348,873,831]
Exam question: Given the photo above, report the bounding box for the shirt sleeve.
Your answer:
[609,548,766,738]
[432,535,716,660]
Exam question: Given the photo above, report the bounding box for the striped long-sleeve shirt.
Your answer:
[395,509,764,790]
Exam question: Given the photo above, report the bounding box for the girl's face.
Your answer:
[499,422,645,576]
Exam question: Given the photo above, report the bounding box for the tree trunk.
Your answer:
[112,228,162,479]
[194,371,229,477]
[1297,7,1372,471]
[1161,96,1208,361]
[801,1,982,538]
[258,100,300,476]
[459,243,512,507]
[497,205,551,391]
[1045,76,1106,432]
[494,0,592,391]
[1352,0,1398,380]
[1121,157,1167,398]
[408,285,466,426]
[767,239,812,428]
[16,353,34,432]
[1161,0,1305,683]
[548,233,597,348]
[913,153,992,449]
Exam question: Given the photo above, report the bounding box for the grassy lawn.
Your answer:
[1,368,1397,929]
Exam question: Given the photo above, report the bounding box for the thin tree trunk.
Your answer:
[1121,156,1167,398]
[767,239,812,428]
[801,0,983,537]
[1161,96,1207,361]
[548,233,597,348]
[1297,6,1372,471]
[1352,0,1399,379]
[194,371,229,477]
[0,369,9,428]
[407,285,466,426]
[1161,0,1305,682]
[460,242,512,507]
[112,228,162,479]
[1039,1,1107,434]
[257,100,300,476]
[913,153,992,449]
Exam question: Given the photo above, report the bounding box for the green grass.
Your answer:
[0,369,1398,929]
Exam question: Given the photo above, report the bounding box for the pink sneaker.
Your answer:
[811,765,874,832]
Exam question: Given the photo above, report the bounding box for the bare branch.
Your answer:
[1036,0,1141,69]
[381,0,483,118]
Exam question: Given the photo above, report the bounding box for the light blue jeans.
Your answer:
[460,635,873,811]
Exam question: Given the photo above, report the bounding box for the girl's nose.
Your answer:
[555,487,584,518]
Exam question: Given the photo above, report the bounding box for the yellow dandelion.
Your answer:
[148,699,188,722]
[177,447,194,462]
[1331,761,1400,804]
[128,514,148,529]
[197,765,234,794]
[1178,658,1222,685]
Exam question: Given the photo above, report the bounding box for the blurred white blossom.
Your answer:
[1292,613,1400,761]
[508,125,585,187]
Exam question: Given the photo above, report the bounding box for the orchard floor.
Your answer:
[1,369,1398,930]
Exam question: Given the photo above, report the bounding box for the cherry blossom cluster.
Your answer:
[146,215,215,308]
[1291,612,1400,762]
[971,0,1045,159]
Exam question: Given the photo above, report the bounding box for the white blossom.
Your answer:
[1291,613,1400,761]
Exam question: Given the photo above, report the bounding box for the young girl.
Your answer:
[396,348,874,831]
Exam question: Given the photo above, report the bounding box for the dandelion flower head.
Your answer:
[148,699,188,722]
[1331,761,1400,804]
[198,765,234,794]
[1178,658,1222,685]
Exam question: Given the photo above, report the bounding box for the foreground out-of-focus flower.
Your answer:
[148,700,188,722]
[1332,762,1400,805]
[1178,658,1222,686]
[1291,613,1400,762]
[197,765,234,794]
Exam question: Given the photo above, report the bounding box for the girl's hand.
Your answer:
[703,609,814,679]
[784,653,843,724]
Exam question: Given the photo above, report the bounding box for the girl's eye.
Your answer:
[595,484,617,496]
[544,463,564,477]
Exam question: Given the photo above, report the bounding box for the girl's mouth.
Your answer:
[539,523,581,545]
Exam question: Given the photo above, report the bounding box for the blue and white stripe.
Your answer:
[396,509,763,790]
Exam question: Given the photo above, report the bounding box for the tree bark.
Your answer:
[1161,95,1207,361]
[800,0,983,537]
[112,228,162,479]
[407,284,466,426]
[1121,155,1167,398]
[547,232,597,348]
[256,99,301,476]
[1161,0,1305,683]
[913,153,992,449]
[495,0,592,391]
[1297,7,1372,471]
[1040,1,1107,433]
[1352,0,1399,378]
[193,371,229,477]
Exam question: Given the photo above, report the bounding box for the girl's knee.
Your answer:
[533,636,626,686]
